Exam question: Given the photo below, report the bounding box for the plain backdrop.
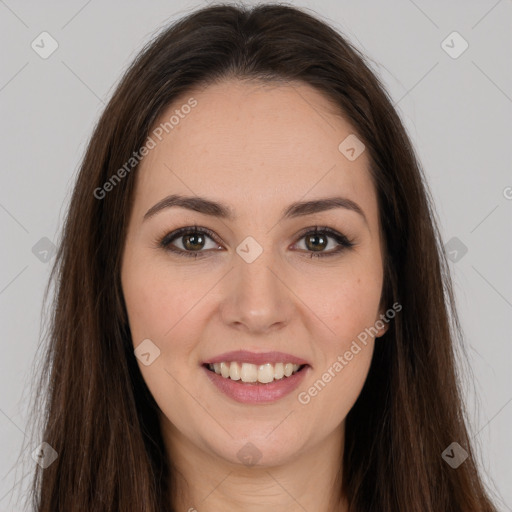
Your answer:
[0,0,511,510]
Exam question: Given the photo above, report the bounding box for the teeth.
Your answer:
[220,362,230,378]
[258,363,274,384]
[284,363,294,377]
[208,361,302,383]
[240,363,258,382]
[229,361,241,380]
[274,362,284,379]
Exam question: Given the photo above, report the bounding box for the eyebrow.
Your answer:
[143,194,368,225]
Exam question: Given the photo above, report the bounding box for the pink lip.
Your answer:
[203,350,310,366]
[203,364,310,404]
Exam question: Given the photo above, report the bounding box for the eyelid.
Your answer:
[158,224,355,258]
[158,225,222,251]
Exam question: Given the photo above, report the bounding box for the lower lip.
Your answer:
[203,365,310,404]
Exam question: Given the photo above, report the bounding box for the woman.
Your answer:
[26,3,499,511]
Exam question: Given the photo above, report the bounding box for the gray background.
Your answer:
[0,0,511,510]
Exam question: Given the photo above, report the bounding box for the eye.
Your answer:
[158,225,221,258]
[292,226,355,258]
[158,225,355,259]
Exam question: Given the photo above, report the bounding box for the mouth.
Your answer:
[202,351,311,404]
[204,361,307,384]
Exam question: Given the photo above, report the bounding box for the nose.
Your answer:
[219,248,295,335]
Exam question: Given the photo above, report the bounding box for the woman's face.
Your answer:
[121,79,388,467]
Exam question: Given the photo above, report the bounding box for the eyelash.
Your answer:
[157,224,355,259]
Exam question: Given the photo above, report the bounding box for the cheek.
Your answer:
[296,280,378,427]
[121,254,215,400]
[300,342,374,431]
[122,256,196,344]
[312,264,383,345]
[296,267,382,414]
[332,279,382,339]
[121,257,204,419]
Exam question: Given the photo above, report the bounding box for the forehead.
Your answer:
[134,79,377,224]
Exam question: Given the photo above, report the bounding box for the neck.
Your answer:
[161,419,348,512]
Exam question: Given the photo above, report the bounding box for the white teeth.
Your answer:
[240,363,258,382]
[274,362,284,379]
[208,361,302,383]
[229,361,241,380]
[258,363,274,384]
[220,362,230,378]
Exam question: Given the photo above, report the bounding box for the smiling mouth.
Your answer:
[204,361,307,384]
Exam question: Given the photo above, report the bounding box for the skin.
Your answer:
[121,79,388,512]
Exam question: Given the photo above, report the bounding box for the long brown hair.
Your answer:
[22,3,499,510]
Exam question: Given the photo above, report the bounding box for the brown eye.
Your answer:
[294,227,355,258]
[159,225,354,259]
[160,226,222,258]
[181,232,207,251]
[304,232,328,252]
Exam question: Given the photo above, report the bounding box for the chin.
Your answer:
[201,423,308,468]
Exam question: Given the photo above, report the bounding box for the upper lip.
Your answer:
[203,350,310,366]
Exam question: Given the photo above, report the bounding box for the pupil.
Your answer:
[184,233,204,250]
[307,234,326,251]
